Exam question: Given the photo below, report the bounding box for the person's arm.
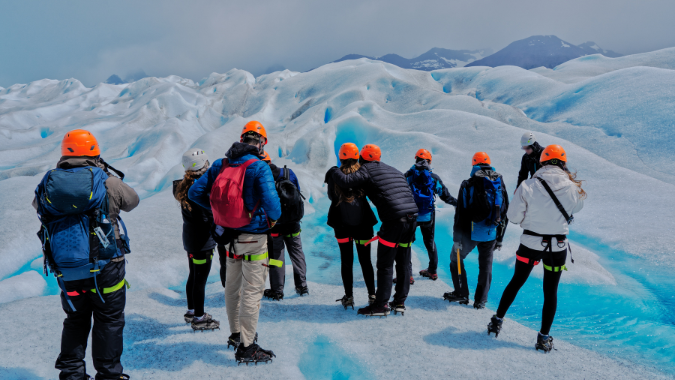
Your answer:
[433,174,457,206]
[255,162,282,221]
[452,181,468,242]
[330,165,370,189]
[289,169,301,192]
[517,155,528,189]
[325,170,336,201]
[188,159,222,211]
[115,180,140,213]
[506,181,527,225]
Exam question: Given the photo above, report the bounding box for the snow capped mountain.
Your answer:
[578,41,623,58]
[333,47,492,71]
[466,35,623,69]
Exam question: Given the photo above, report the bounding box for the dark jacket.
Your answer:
[453,164,509,243]
[325,169,378,229]
[517,141,544,188]
[404,162,458,207]
[269,163,303,235]
[173,177,217,252]
[329,161,418,224]
[188,143,282,234]
[32,156,139,240]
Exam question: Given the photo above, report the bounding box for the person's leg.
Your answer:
[55,283,92,380]
[355,241,375,296]
[90,260,126,379]
[191,250,214,317]
[475,240,496,304]
[217,245,228,288]
[540,251,567,335]
[496,259,535,319]
[186,253,195,311]
[285,231,308,289]
[420,218,438,274]
[236,233,269,347]
[268,234,286,293]
[225,257,243,335]
[373,222,401,307]
[449,235,475,297]
[393,220,415,303]
[336,232,355,297]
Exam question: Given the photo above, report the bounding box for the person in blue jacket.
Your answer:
[404,149,457,282]
[188,121,281,365]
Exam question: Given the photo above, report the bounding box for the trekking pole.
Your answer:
[457,247,462,290]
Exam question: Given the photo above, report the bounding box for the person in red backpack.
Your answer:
[188,121,282,364]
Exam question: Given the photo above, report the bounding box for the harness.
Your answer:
[336,237,372,246]
[65,279,130,297]
[520,230,568,272]
[363,236,411,248]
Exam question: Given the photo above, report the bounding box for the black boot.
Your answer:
[191,313,220,331]
[295,286,309,296]
[535,332,555,353]
[263,289,284,301]
[357,303,390,317]
[487,314,503,337]
[336,295,354,310]
[228,332,259,350]
[235,343,276,365]
[443,291,469,305]
[388,301,406,316]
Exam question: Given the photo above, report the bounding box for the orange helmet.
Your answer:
[338,143,359,160]
[540,144,567,163]
[241,120,267,142]
[472,152,491,165]
[260,151,271,162]
[415,149,432,163]
[62,129,100,157]
[360,144,381,162]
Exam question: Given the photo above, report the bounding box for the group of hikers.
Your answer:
[34,123,585,379]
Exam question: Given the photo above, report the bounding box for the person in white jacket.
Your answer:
[487,144,586,353]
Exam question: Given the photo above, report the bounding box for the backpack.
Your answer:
[275,166,304,224]
[35,166,129,311]
[410,168,435,218]
[210,159,260,229]
[468,176,504,226]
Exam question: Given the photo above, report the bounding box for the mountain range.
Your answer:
[332,47,493,71]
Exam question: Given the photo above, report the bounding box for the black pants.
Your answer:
[496,245,567,335]
[411,214,438,274]
[374,218,416,307]
[56,260,126,380]
[186,250,213,316]
[450,234,495,304]
[334,225,376,298]
[217,245,228,287]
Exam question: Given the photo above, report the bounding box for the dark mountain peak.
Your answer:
[105,75,125,85]
[331,47,490,71]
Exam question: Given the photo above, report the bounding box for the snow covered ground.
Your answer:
[1,49,674,378]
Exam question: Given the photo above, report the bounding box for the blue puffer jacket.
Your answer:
[188,143,282,234]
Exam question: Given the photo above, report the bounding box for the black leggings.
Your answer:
[496,246,566,335]
[186,250,213,317]
[338,240,376,297]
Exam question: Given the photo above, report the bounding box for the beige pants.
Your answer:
[225,233,269,348]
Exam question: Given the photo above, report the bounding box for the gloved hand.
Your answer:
[452,241,462,254]
[270,219,278,228]
[495,241,503,251]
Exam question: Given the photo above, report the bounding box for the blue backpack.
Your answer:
[35,166,129,311]
[467,175,504,226]
[410,168,435,222]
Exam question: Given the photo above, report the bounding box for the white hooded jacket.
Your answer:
[507,165,584,251]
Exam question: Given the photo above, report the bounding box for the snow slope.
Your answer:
[1,50,674,378]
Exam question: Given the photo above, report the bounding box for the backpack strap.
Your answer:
[284,165,289,181]
[536,178,574,224]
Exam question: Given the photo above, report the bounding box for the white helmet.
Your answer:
[521,132,536,148]
[182,148,209,172]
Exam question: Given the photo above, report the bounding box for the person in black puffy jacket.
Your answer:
[517,132,545,189]
[326,143,378,310]
[173,148,220,331]
[329,144,418,317]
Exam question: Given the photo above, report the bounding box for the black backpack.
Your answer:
[276,166,304,224]
[468,175,504,226]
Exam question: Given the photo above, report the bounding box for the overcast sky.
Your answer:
[1,0,674,87]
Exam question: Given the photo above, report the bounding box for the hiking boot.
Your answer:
[535,333,555,353]
[357,304,390,317]
[295,286,309,296]
[263,289,284,301]
[368,294,376,305]
[388,301,406,316]
[183,310,195,324]
[443,291,469,305]
[227,332,259,350]
[419,269,438,280]
[336,295,355,310]
[235,343,276,365]
[392,276,414,285]
[487,314,503,337]
[473,301,486,310]
[191,313,220,331]
[119,375,130,380]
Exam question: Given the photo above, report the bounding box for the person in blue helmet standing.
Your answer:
[403,149,457,282]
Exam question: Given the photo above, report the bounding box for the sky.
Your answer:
[1,0,674,87]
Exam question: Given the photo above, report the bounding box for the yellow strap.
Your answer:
[285,231,302,238]
[355,240,370,245]
[269,259,283,267]
[398,242,412,248]
[543,264,567,272]
[192,258,207,265]
[244,252,269,262]
[91,279,128,294]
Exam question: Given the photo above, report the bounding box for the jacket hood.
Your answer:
[57,156,105,170]
[533,165,571,192]
[412,161,432,172]
[471,164,499,180]
[226,142,260,160]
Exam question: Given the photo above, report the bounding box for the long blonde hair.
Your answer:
[566,167,587,200]
[174,166,208,211]
[335,159,363,204]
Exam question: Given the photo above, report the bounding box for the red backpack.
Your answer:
[210,159,260,228]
